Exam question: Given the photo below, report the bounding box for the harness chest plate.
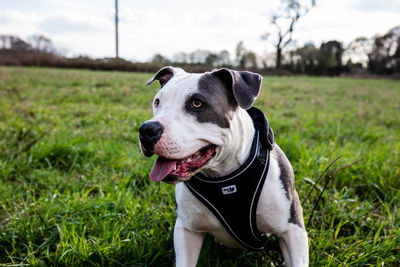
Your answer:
[184,107,274,250]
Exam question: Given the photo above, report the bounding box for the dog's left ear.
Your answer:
[212,68,262,110]
[146,66,181,88]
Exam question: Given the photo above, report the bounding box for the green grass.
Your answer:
[0,66,399,266]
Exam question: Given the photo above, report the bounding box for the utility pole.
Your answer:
[115,0,119,59]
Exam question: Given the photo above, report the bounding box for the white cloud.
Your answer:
[0,0,399,61]
[0,10,42,37]
[293,0,400,46]
[349,0,400,13]
[40,11,112,34]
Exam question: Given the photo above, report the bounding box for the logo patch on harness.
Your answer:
[222,185,237,195]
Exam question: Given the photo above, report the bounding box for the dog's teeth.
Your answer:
[173,165,176,171]
[187,158,191,162]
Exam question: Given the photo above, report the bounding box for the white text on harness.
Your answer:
[222,185,237,195]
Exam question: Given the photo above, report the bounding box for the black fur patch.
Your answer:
[184,73,237,128]
[288,194,304,228]
[273,146,304,228]
[275,146,294,200]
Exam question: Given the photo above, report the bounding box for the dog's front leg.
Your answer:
[174,218,204,267]
[278,226,309,267]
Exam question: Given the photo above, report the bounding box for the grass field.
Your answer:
[0,66,399,266]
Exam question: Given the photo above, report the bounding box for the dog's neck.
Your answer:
[201,108,255,177]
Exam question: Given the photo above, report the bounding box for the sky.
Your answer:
[0,0,399,62]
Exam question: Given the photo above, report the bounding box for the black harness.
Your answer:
[184,107,274,250]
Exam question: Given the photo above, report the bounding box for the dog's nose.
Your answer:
[139,121,164,156]
[139,121,164,141]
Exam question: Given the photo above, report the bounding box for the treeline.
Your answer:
[150,25,400,76]
[287,26,400,75]
[0,34,164,73]
[1,25,399,76]
[149,41,260,72]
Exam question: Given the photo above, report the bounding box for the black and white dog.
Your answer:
[139,67,309,266]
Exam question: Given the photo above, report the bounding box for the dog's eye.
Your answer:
[191,99,202,108]
[154,98,160,107]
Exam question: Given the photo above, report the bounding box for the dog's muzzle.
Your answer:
[139,121,164,157]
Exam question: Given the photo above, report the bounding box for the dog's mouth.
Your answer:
[149,145,217,184]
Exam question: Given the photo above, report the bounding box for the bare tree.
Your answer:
[150,54,170,65]
[344,37,373,68]
[234,41,259,69]
[235,41,246,67]
[28,34,56,54]
[172,52,189,64]
[368,25,400,74]
[0,35,8,49]
[262,0,315,69]
[216,50,231,67]
[0,35,32,51]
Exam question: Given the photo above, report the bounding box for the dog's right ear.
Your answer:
[146,66,178,88]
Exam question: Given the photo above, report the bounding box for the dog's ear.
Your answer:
[146,66,179,88]
[212,68,262,109]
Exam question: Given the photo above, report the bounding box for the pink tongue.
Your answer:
[150,157,177,182]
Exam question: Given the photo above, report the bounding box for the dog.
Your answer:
[139,66,309,266]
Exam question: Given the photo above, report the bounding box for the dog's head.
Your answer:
[139,66,262,184]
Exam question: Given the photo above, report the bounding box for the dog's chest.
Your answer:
[175,182,241,247]
[174,157,291,247]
